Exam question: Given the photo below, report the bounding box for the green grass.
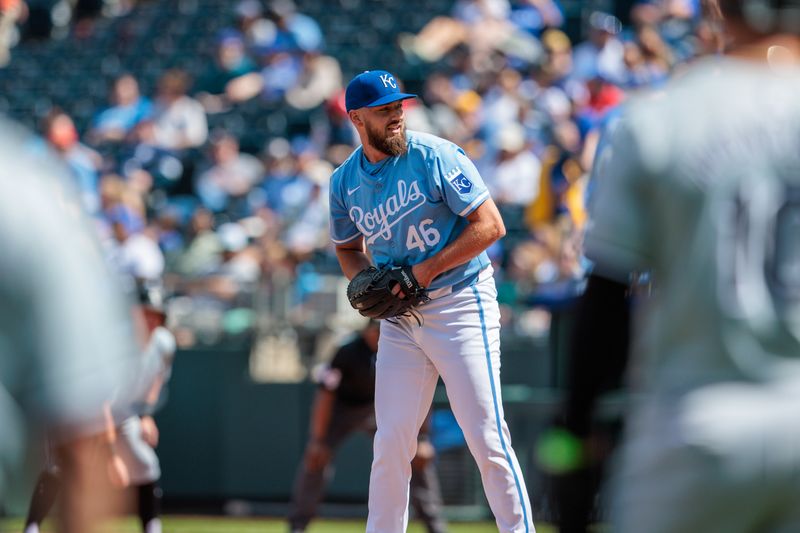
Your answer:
[0,516,556,532]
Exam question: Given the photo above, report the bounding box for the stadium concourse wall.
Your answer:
[153,328,578,520]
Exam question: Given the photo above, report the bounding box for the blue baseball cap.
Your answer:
[345,70,416,112]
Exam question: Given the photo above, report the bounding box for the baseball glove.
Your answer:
[347,266,429,320]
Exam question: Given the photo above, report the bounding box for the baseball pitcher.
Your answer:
[330,69,534,533]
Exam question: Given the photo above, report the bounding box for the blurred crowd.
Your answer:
[2,0,718,345]
[396,0,716,310]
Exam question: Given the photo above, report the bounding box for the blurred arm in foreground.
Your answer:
[549,2,800,532]
[0,117,137,533]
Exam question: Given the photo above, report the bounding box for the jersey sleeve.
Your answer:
[584,116,653,276]
[329,169,361,245]
[431,142,490,217]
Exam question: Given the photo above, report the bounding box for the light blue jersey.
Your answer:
[330,130,491,291]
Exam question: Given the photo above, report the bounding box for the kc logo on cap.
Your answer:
[345,70,417,112]
[379,73,397,88]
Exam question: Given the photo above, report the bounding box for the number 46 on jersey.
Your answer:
[406,219,441,252]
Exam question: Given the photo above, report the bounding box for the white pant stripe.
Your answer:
[472,284,530,533]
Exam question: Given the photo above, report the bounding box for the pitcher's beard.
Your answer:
[367,123,408,157]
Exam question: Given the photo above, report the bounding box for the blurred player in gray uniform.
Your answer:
[287,320,448,533]
[22,281,177,533]
[0,116,137,533]
[562,1,800,531]
[108,281,176,533]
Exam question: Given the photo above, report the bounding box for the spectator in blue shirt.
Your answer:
[88,74,153,145]
[265,0,324,55]
[43,107,104,215]
[195,30,260,113]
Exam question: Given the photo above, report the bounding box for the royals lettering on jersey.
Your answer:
[350,179,426,245]
[330,130,491,291]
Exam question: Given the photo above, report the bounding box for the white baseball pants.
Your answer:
[366,269,534,533]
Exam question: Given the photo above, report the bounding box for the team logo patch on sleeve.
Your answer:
[445,167,473,194]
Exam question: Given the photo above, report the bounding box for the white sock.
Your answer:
[24,524,40,533]
[145,518,162,533]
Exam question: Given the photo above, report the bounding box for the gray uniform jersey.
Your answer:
[116,326,176,418]
[113,326,176,484]
[586,58,800,532]
[587,57,800,394]
[0,119,136,494]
